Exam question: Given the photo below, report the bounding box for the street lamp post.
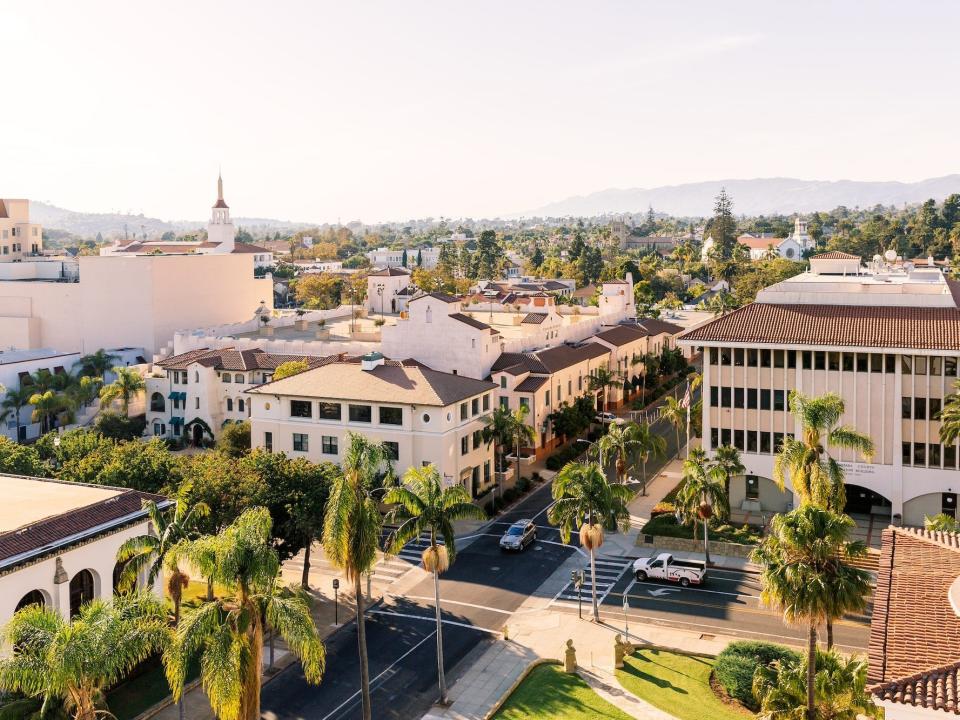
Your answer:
[572,569,585,619]
[623,593,630,639]
[376,283,385,318]
[332,578,340,625]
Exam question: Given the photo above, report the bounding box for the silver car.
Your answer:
[499,519,537,552]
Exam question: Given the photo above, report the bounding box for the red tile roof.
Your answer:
[158,347,330,371]
[678,303,960,350]
[811,251,860,260]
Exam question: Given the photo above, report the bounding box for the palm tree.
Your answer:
[507,405,536,496]
[28,390,64,435]
[698,291,738,317]
[633,421,667,495]
[323,432,391,720]
[167,508,324,720]
[925,512,960,532]
[660,395,687,459]
[751,506,872,720]
[99,366,145,417]
[676,448,729,564]
[115,493,209,625]
[482,405,513,489]
[753,648,881,720]
[547,461,631,622]
[596,421,640,484]
[640,352,660,402]
[712,444,745,495]
[588,367,620,413]
[774,391,874,511]
[940,380,960,445]
[1,385,34,442]
[75,349,117,378]
[384,465,486,704]
[0,592,169,720]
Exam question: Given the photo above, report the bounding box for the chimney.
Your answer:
[360,352,385,371]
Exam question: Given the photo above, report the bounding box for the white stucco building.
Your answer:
[367,246,440,269]
[0,475,168,629]
[0,199,42,261]
[247,352,498,497]
[680,251,960,526]
[366,267,414,315]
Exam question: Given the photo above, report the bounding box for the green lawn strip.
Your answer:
[640,514,762,545]
[493,663,634,720]
[616,648,752,720]
[107,656,201,720]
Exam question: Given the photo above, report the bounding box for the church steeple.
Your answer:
[207,170,235,253]
[213,171,229,210]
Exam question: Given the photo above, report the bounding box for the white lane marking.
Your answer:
[389,594,512,615]
[319,628,438,720]
[367,609,500,636]
[647,588,681,597]
[531,500,556,522]
[628,580,760,600]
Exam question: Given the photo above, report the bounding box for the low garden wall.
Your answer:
[635,534,756,558]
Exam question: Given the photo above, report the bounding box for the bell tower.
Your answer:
[207,172,235,253]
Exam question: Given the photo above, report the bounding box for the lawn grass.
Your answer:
[616,648,752,720]
[175,579,233,609]
[107,657,201,720]
[640,513,763,545]
[493,663,634,720]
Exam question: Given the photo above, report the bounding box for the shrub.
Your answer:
[531,471,542,482]
[650,500,676,517]
[639,514,763,545]
[516,476,531,493]
[95,412,146,441]
[545,443,584,471]
[503,487,518,504]
[714,641,800,710]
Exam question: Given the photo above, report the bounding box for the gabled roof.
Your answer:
[449,313,498,333]
[593,324,647,347]
[520,313,548,325]
[636,318,685,336]
[492,343,609,376]
[0,200,7,219]
[231,243,271,254]
[811,251,860,260]
[409,292,459,304]
[369,267,411,277]
[514,376,548,393]
[158,347,329,372]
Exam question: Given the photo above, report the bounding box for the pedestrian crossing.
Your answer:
[552,556,633,607]
[393,534,445,567]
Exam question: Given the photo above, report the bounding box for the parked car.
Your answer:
[499,519,537,552]
[595,412,624,425]
[632,553,707,587]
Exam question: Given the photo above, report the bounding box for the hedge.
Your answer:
[639,513,763,545]
[545,443,585,471]
[713,640,800,710]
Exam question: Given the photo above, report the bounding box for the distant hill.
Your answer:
[520,175,960,218]
[30,201,312,239]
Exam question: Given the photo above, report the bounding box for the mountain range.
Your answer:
[520,175,960,218]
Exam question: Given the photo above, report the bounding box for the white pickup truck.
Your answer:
[633,553,707,587]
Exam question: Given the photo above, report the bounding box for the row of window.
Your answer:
[290,400,403,425]
[221,372,264,384]
[709,347,960,377]
[461,430,483,455]
[709,428,795,454]
[709,386,787,411]
[902,396,943,421]
[284,431,400,459]
[902,442,960,469]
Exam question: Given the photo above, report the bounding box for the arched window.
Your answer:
[238,399,245,412]
[150,392,165,412]
[15,589,46,612]
[69,569,95,617]
[226,398,234,411]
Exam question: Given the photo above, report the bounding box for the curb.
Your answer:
[481,656,560,720]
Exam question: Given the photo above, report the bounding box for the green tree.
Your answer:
[547,461,631,621]
[660,395,687,459]
[474,230,501,279]
[587,367,620,413]
[0,436,47,476]
[676,447,729,563]
[939,381,960,446]
[1,385,34,443]
[712,444,745,495]
[75,349,117,379]
[530,245,544,269]
[0,592,169,720]
[99,367,145,417]
[218,420,251,457]
[385,465,485,704]
[705,188,738,262]
[167,508,324,720]
[698,291,739,316]
[774,391,874,510]
[322,433,391,720]
[272,360,310,381]
[751,506,872,720]
[29,390,65,435]
[924,512,960,532]
[632,421,667,495]
[401,248,408,268]
[93,411,145,441]
[596,421,640,484]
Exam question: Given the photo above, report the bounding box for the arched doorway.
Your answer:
[69,569,96,617]
[192,424,204,446]
[15,589,47,612]
[844,484,892,517]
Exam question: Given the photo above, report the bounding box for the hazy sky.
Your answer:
[3,1,959,223]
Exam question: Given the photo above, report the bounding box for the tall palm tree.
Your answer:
[167,508,325,720]
[633,421,667,495]
[75,349,117,379]
[482,405,513,489]
[1,385,34,442]
[940,380,960,445]
[384,465,486,704]
[323,432,391,720]
[99,366,145,417]
[751,506,872,720]
[588,367,620,413]
[676,448,729,564]
[753,647,881,720]
[0,592,169,720]
[28,390,64,435]
[116,493,209,624]
[712,444,745,495]
[547,461,631,622]
[596,421,640,484]
[507,404,536,495]
[660,395,687,459]
[774,391,874,510]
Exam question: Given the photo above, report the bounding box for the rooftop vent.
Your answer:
[360,352,385,372]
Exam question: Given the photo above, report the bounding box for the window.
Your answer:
[460,403,468,420]
[886,354,896,373]
[915,356,928,375]
[473,430,482,449]
[195,397,199,409]
[195,371,200,382]
[773,432,785,453]
[227,398,234,411]
[760,389,771,410]
[747,349,758,367]
[544,390,550,407]
[745,476,759,500]
[222,373,232,383]
[150,392,165,412]
[913,442,926,466]
[733,348,744,366]
[787,350,797,369]
[814,351,826,370]
[234,373,243,383]
[318,402,341,420]
[734,388,744,409]
[264,432,273,452]
[379,406,403,425]
[384,442,399,461]
[472,398,480,415]
[519,397,529,410]
[734,429,744,450]
[855,353,868,373]
[947,357,958,377]
[710,428,719,449]
[946,444,957,469]
[842,353,854,372]
[773,350,784,368]
[710,386,719,407]
[760,432,771,453]
[499,397,509,410]
[567,380,572,396]
[902,397,911,419]
[745,388,757,409]
[902,442,911,466]
[828,352,840,371]
[902,355,912,375]
[710,348,719,365]
[293,433,309,452]
[931,397,943,420]
[239,399,245,412]
[914,397,926,420]
[802,351,812,369]
[483,394,490,411]
[720,387,731,408]
[461,436,469,455]
[760,349,771,368]
[932,357,943,376]
[869,354,882,373]
[747,431,758,453]
[322,436,338,455]
[153,422,164,436]
[773,390,785,411]
[930,443,942,467]
[500,376,507,388]
[721,428,731,446]
[290,400,312,418]
[720,348,731,366]
[944,493,957,518]
[349,404,372,423]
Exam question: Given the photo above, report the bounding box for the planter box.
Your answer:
[635,534,756,558]
[314,328,330,340]
[505,453,535,467]
[295,319,309,331]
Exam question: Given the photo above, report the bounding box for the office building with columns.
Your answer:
[679,252,960,527]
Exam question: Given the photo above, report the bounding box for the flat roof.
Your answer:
[0,476,122,533]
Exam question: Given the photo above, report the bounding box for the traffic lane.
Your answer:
[497,476,556,523]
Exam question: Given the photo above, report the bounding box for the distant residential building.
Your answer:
[247,352,498,497]
[624,236,681,255]
[146,347,326,445]
[0,199,42,261]
[0,475,168,627]
[367,267,413,315]
[737,234,803,261]
[367,246,439,269]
